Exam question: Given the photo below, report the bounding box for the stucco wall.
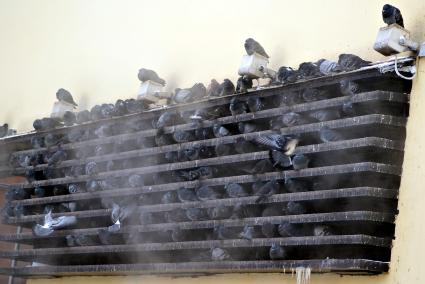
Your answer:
[0,0,421,283]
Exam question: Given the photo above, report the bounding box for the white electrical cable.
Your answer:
[394,55,417,80]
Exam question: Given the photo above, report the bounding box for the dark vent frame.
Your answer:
[0,57,414,278]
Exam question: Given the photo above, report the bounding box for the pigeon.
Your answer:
[338,54,371,71]
[94,124,114,138]
[68,183,85,194]
[309,109,341,122]
[185,207,209,221]
[269,150,292,169]
[277,66,298,84]
[33,117,62,131]
[177,166,216,181]
[281,112,311,126]
[229,97,248,116]
[34,187,47,198]
[269,244,288,260]
[164,151,180,163]
[137,68,166,85]
[76,110,91,124]
[261,204,284,217]
[86,180,102,192]
[172,130,195,143]
[314,225,336,236]
[207,205,233,220]
[65,235,76,247]
[253,133,299,154]
[174,83,207,103]
[98,228,118,245]
[286,201,308,215]
[238,121,259,134]
[284,178,311,193]
[236,75,253,93]
[279,91,303,106]
[342,97,356,116]
[46,147,67,166]
[211,247,231,261]
[382,4,404,27]
[30,136,45,149]
[247,97,265,112]
[85,161,98,176]
[301,88,330,102]
[9,188,31,200]
[89,105,103,121]
[234,138,257,154]
[218,79,235,96]
[164,208,188,222]
[161,191,178,204]
[297,62,322,79]
[239,225,256,240]
[110,202,137,227]
[317,59,342,75]
[196,185,222,201]
[232,202,262,219]
[240,159,274,175]
[269,116,286,131]
[0,123,9,138]
[13,204,26,217]
[291,154,310,170]
[244,38,269,58]
[128,174,144,187]
[113,99,128,116]
[67,128,90,143]
[177,187,198,202]
[253,178,279,203]
[74,234,97,246]
[155,129,174,147]
[44,133,63,148]
[125,99,143,114]
[261,222,278,238]
[155,111,180,129]
[214,225,240,240]
[170,227,188,242]
[100,104,115,118]
[62,111,76,126]
[33,210,77,237]
[181,145,213,161]
[207,79,221,97]
[340,79,360,96]
[215,143,232,156]
[56,88,78,107]
[278,221,305,237]
[319,126,343,143]
[213,124,231,138]
[225,182,250,198]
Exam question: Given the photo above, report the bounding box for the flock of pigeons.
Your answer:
[3,4,404,263]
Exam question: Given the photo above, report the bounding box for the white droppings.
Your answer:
[295,267,311,284]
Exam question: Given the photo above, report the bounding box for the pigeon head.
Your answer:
[382,4,393,17]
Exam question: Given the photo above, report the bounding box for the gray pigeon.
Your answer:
[56,88,78,107]
[382,4,404,27]
[137,68,166,85]
[0,123,8,138]
[244,38,269,58]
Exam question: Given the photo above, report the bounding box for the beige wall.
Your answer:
[0,0,424,132]
[0,0,421,283]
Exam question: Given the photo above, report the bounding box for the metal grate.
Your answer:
[0,58,413,277]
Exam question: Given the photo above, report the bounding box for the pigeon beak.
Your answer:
[284,139,299,155]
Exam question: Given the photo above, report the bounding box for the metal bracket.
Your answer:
[419,43,425,58]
